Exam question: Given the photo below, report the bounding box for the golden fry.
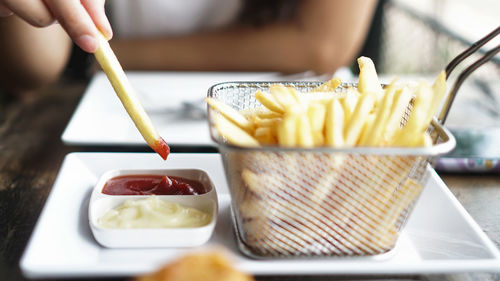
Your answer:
[307,102,326,132]
[277,113,298,147]
[325,98,345,147]
[206,98,254,132]
[357,56,383,101]
[312,77,341,92]
[431,71,447,123]
[417,131,433,147]
[312,131,325,146]
[340,88,360,123]
[381,87,412,145]
[213,114,259,147]
[394,82,433,146]
[344,92,376,146]
[359,79,397,146]
[297,114,314,148]
[255,90,285,114]
[270,84,299,109]
[253,116,281,128]
[240,106,281,119]
[254,127,276,145]
[358,113,376,146]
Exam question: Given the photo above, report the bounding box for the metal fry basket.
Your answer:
[207,81,456,258]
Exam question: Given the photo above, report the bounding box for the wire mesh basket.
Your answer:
[207,81,456,258]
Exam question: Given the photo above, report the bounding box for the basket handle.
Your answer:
[438,26,500,124]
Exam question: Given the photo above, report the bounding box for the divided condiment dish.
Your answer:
[89,169,218,248]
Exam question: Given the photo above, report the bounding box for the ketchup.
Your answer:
[102,175,206,195]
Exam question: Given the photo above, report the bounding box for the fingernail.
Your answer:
[76,34,98,53]
[102,20,113,40]
[105,28,113,40]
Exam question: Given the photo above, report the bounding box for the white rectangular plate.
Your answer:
[61,71,331,147]
[20,153,500,278]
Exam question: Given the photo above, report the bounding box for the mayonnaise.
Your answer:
[98,196,211,228]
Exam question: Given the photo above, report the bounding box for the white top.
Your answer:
[108,0,244,38]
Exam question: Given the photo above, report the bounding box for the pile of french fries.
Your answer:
[207,56,447,257]
[207,56,446,149]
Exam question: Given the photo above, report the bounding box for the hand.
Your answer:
[0,0,112,53]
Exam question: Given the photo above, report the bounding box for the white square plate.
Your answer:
[61,71,332,147]
[20,153,500,278]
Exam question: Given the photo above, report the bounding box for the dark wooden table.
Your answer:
[1,80,499,281]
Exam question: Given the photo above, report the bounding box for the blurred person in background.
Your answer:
[0,0,379,99]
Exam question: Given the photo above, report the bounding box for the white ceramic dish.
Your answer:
[20,153,500,278]
[89,169,218,248]
[62,72,284,147]
[61,71,349,147]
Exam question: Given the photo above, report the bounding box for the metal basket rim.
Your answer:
[207,81,456,156]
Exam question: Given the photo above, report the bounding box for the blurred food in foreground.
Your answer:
[207,56,446,148]
[135,252,254,281]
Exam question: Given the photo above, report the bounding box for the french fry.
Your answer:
[340,88,360,123]
[418,131,433,147]
[344,92,376,146]
[381,87,412,145]
[307,102,326,146]
[301,91,345,106]
[312,131,325,146]
[393,82,433,146]
[430,71,447,123]
[297,114,314,147]
[357,56,384,102]
[307,102,326,132]
[206,98,254,133]
[270,84,299,109]
[255,90,285,114]
[253,116,281,128]
[311,77,341,92]
[254,127,276,145]
[213,114,259,147]
[94,32,169,160]
[358,113,376,146]
[359,79,397,146]
[277,112,298,147]
[325,98,345,147]
[240,106,281,119]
